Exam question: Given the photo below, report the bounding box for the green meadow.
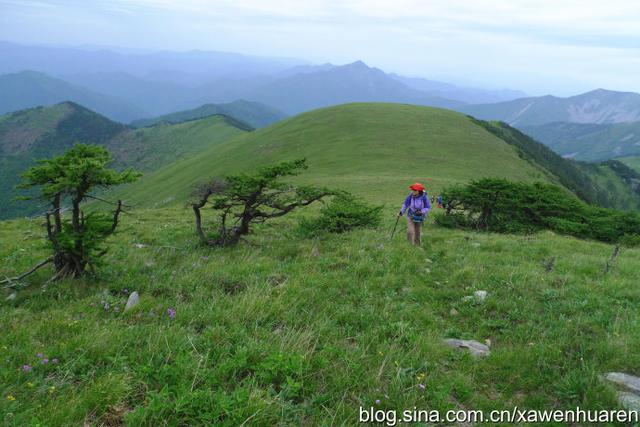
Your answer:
[2,208,638,425]
[1,103,639,425]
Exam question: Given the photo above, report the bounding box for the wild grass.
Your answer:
[1,206,638,425]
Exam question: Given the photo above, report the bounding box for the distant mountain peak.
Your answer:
[459,88,640,126]
[342,60,370,69]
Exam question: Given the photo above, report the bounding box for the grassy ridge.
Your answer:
[1,209,637,424]
[105,115,247,172]
[473,120,640,210]
[115,103,550,208]
[130,100,287,129]
[0,104,247,218]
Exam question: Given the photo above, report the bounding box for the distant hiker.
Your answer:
[430,195,435,204]
[398,182,430,246]
[437,194,443,209]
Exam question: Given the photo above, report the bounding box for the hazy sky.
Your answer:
[1,0,639,95]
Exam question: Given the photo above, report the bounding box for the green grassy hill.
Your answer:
[2,102,640,425]
[115,103,552,208]
[0,103,248,219]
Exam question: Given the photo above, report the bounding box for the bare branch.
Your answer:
[1,257,54,288]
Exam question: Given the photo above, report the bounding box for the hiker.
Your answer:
[397,182,430,246]
[430,195,435,204]
[437,194,443,209]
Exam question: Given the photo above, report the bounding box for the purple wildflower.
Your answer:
[375,399,381,405]
[42,358,49,364]
[167,308,176,320]
[22,364,31,373]
[36,353,43,358]
[418,383,426,390]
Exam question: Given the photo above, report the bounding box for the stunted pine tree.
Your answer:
[8,144,141,283]
[192,159,333,245]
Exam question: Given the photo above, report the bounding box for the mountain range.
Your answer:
[4,101,640,219]
[6,42,640,166]
[0,71,143,122]
[0,41,528,121]
[458,89,640,126]
[130,100,287,129]
[519,121,640,161]
[0,102,249,218]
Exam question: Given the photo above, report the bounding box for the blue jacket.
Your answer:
[399,193,430,216]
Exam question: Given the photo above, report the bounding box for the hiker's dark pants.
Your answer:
[407,217,422,245]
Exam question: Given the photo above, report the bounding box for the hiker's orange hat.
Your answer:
[409,183,425,191]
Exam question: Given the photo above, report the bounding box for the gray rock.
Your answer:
[444,339,491,357]
[618,392,640,412]
[124,291,140,312]
[604,372,640,393]
[474,290,488,302]
[449,308,459,316]
[462,290,489,303]
[6,292,17,301]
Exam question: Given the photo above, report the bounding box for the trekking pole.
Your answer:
[390,215,400,240]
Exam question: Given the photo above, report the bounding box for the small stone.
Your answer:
[449,308,459,316]
[618,391,640,412]
[474,290,488,302]
[124,291,140,312]
[311,247,320,257]
[6,292,17,301]
[134,243,146,249]
[604,372,640,393]
[462,295,473,302]
[444,339,491,357]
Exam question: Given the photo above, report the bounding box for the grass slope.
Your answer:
[0,207,637,424]
[620,156,640,172]
[474,120,640,210]
[115,103,551,208]
[0,103,248,219]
